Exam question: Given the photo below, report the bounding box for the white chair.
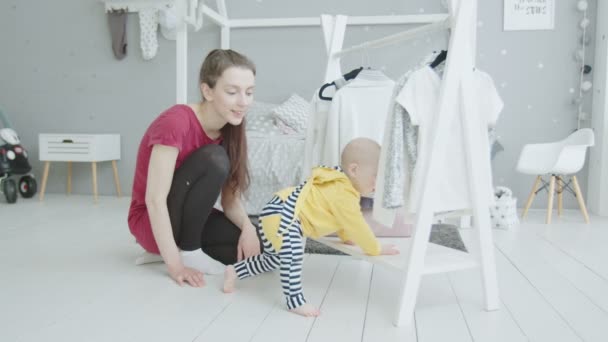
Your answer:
[516,128,595,224]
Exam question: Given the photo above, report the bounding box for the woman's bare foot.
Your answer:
[223,265,237,293]
[289,303,321,317]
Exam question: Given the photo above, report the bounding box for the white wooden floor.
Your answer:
[1,194,608,342]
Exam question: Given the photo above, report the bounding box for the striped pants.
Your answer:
[233,196,306,310]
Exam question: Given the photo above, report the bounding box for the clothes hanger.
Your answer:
[430,49,448,68]
[318,67,364,100]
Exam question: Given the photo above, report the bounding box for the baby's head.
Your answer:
[340,138,381,196]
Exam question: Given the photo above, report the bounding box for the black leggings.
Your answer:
[167,144,245,265]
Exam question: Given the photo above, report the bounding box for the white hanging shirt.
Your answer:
[321,73,395,166]
[396,65,503,212]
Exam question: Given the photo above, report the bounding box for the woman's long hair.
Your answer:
[199,49,255,194]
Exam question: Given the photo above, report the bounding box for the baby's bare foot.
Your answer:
[223,265,237,293]
[289,303,321,317]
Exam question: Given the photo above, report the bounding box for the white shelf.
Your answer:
[103,0,173,13]
[313,236,479,274]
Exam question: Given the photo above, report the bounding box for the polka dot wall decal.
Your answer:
[419,8,425,13]
[527,105,533,110]
[501,82,508,88]
[364,26,370,31]
[478,21,484,27]
[501,49,507,55]
[569,88,575,93]
[538,63,544,69]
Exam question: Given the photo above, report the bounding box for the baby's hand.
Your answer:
[380,244,399,255]
[342,240,355,245]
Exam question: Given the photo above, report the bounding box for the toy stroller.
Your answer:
[0,109,37,203]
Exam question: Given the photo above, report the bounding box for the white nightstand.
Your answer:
[38,134,122,202]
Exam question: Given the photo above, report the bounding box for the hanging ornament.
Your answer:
[577,0,589,11]
[581,35,592,45]
[582,81,593,92]
[580,18,590,29]
[583,64,593,74]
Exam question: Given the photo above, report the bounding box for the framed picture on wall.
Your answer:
[504,0,555,31]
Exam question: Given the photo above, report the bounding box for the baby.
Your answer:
[223,137,399,317]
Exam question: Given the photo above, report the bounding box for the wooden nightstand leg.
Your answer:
[39,161,51,201]
[67,161,72,195]
[111,160,122,197]
[91,162,98,203]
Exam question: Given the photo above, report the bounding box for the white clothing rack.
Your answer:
[316,0,499,327]
[101,0,499,327]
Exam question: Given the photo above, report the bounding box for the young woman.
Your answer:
[128,49,261,287]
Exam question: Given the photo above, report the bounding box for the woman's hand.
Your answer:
[237,221,261,261]
[168,265,206,287]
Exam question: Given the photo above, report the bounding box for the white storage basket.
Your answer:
[490,186,519,230]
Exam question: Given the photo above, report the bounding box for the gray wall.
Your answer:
[0,0,597,209]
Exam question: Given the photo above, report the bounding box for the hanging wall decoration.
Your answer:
[573,0,593,128]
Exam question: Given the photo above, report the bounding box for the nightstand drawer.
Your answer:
[39,134,120,162]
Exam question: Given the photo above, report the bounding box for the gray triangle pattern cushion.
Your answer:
[272,94,310,133]
[246,101,283,135]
